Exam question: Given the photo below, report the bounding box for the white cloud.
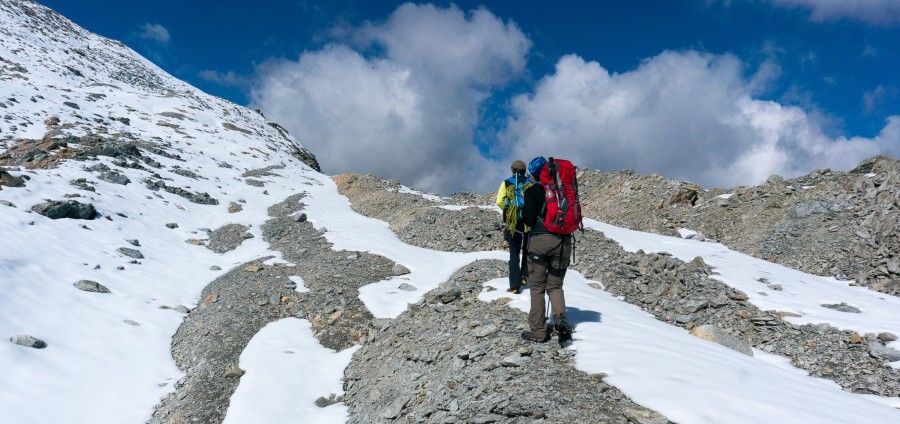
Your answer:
[138,23,170,43]
[498,51,900,188]
[249,3,529,194]
[198,70,250,88]
[249,3,897,194]
[767,0,900,25]
[357,3,530,87]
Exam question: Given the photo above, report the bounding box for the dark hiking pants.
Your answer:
[526,233,572,337]
[505,230,528,290]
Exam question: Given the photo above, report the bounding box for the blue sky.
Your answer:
[40,0,900,193]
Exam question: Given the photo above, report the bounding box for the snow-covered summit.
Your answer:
[0,0,317,168]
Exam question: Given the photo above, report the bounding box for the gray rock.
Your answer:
[425,286,461,304]
[174,305,191,314]
[293,213,307,222]
[821,303,861,313]
[625,407,671,424]
[372,318,394,331]
[126,239,141,246]
[474,324,499,338]
[98,170,130,185]
[382,397,408,419]
[0,200,16,208]
[74,280,111,293]
[117,247,144,259]
[315,395,339,407]
[207,224,251,254]
[10,334,47,349]
[86,163,111,172]
[868,342,900,362]
[878,332,898,342]
[147,179,220,205]
[398,283,417,291]
[31,200,96,220]
[501,353,527,367]
[392,263,411,276]
[166,223,179,229]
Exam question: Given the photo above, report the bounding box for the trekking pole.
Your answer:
[571,233,577,265]
[546,297,551,327]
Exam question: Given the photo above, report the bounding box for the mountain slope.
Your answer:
[575,158,899,296]
[2,1,900,424]
[0,0,320,421]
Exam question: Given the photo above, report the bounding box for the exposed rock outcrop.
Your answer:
[576,156,899,296]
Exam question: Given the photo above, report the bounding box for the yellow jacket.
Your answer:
[496,180,508,211]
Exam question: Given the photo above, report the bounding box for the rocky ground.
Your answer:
[336,170,900,403]
[148,182,674,423]
[149,193,397,423]
[344,260,668,424]
[571,229,900,397]
[574,156,899,296]
[333,173,504,253]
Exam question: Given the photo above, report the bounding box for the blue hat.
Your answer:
[528,156,547,177]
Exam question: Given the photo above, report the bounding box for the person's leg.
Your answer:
[505,231,521,290]
[510,231,524,290]
[546,236,573,317]
[526,235,555,338]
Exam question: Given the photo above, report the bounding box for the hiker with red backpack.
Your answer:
[520,156,583,345]
[496,160,532,294]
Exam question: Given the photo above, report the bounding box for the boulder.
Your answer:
[31,200,96,220]
[0,168,25,188]
[117,247,144,259]
[74,280,111,293]
[10,334,47,349]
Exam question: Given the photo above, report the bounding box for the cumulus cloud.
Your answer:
[767,0,900,25]
[249,2,897,194]
[250,3,530,194]
[357,3,530,87]
[498,51,900,188]
[138,23,170,43]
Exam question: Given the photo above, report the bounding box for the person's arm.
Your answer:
[495,180,507,210]
[522,184,542,228]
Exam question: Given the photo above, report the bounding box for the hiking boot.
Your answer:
[520,277,528,288]
[521,330,550,343]
[507,287,521,294]
[554,314,572,346]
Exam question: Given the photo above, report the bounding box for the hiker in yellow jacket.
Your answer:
[496,160,532,294]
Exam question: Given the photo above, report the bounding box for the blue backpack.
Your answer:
[504,174,532,234]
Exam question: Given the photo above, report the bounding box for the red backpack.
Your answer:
[539,157,583,235]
